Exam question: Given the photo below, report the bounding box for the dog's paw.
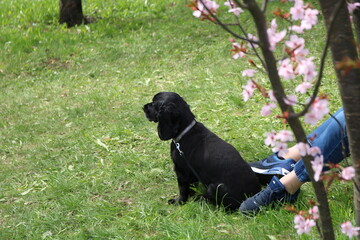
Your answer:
[168,197,185,205]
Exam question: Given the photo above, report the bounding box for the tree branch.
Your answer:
[198,0,267,70]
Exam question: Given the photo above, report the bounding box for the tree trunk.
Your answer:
[317,0,360,235]
[244,0,335,237]
[59,0,84,27]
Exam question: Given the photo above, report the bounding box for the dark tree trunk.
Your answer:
[59,0,84,27]
[317,0,360,236]
[243,0,335,238]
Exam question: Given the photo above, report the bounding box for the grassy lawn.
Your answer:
[0,0,353,239]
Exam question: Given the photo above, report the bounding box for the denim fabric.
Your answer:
[294,107,350,182]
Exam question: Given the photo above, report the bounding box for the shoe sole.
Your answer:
[251,166,290,176]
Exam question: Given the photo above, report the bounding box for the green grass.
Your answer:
[0,0,352,239]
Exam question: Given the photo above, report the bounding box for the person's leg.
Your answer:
[280,171,304,195]
[241,108,349,214]
[294,107,349,182]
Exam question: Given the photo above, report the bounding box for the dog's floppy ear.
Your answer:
[157,103,181,140]
[143,102,159,122]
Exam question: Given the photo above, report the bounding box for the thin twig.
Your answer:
[200,0,267,70]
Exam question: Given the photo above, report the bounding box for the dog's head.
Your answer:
[143,92,195,140]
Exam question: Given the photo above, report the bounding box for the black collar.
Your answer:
[173,120,196,143]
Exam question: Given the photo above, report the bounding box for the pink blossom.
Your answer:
[341,166,355,180]
[308,146,322,157]
[268,90,277,102]
[312,99,329,114]
[284,94,298,106]
[242,69,256,77]
[278,58,295,80]
[277,130,294,142]
[273,141,289,157]
[348,3,360,14]
[193,10,202,18]
[224,0,235,7]
[304,111,319,125]
[301,8,319,30]
[267,19,287,51]
[296,142,310,157]
[290,1,305,21]
[285,35,309,60]
[341,221,360,238]
[231,42,246,59]
[242,80,256,101]
[294,214,316,235]
[311,155,324,181]
[285,35,305,50]
[229,7,243,16]
[261,103,277,116]
[295,82,312,94]
[304,98,329,125]
[296,58,317,82]
[264,131,277,147]
[247,33,259,48]
[224,0,243,16]
[200,0,219,14]
[309,206,319,220]
[289,25,304,34]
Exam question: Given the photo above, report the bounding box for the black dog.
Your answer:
[143,92,261,210]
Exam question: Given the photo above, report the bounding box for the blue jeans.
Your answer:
[294,107,350,182]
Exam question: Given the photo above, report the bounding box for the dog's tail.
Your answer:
[204,183,241,211]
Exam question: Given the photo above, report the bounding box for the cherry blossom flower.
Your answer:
[341,221,360,238]
[242,69,256,77]
[242,80,256,101]
[224,0,243,16]
[341,166,355,180]
[347,3,360,15]
[231,41,246,59]
[290,0,305,21]
[295,82,312,94]
[286,34,305,50]
[247,33,259,48]
[278,58,295,80]
[309,206,319,220]
[294,214,316,235]
[273,141,289,157]
[277,130,294,142]
[267,19,287,51]
[224,0,233,7]
[311,155,324,181]
[193,0,219,19]
[301,8,319,30]
[296,142,310,157]
[285,35,309,60]
[229,7,244,16]
[264,131,277,147]
[304,98,329,125]
[304,112,318,125]
[261,103,277,116]
[296,57,317,82]
[289,25,304,34]
[268,90,277,102]
[308,146,322,157]
[284,94,298,106]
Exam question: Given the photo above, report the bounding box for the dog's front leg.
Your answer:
[168,166,196,205]
[168,182,191,205]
